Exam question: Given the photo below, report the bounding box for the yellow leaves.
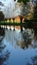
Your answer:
[26,13,33,20]
[6,19,10,22]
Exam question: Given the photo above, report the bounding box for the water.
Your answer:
[0,29,37,65]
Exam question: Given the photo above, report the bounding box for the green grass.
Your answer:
[0,21,25,26]
[0,21,37,29]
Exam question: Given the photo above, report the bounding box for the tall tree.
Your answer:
[18,0,30,32]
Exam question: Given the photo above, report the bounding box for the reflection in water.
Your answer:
[15,29,34,49]
[26,55,37,65]
[0,42,6,52]
[22,29,34,48]
[0,27,5,42]
[0,51,10,65]
[0,41,10,65]
[0,40,10,65]
[0,29,10,65]
[0,29,37,65]
[4,29,37,49]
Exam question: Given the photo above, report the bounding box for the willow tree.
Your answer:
[18,0,30,32]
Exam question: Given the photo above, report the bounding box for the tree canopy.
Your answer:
[18,0,30,4]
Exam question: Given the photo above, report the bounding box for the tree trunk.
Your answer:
[13,18,15,31]
[0,11,4,21]
[20,16,23,32]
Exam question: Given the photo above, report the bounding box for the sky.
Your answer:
[0,0,19,18]
[0,0,37,19]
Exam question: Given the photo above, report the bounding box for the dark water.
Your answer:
[0,30,37,65]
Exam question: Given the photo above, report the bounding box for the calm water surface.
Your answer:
[0,29,37,65]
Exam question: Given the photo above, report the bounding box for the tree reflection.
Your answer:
[0,51,10,65]
[0,27,5,42]
[22,29,33,48]
[0,28,10,65]
[15,29,34,49]
[0,41,10,65]
[0,42,6,53]
[26,55,37,65]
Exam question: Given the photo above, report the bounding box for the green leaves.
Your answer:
[18,0,30,4]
